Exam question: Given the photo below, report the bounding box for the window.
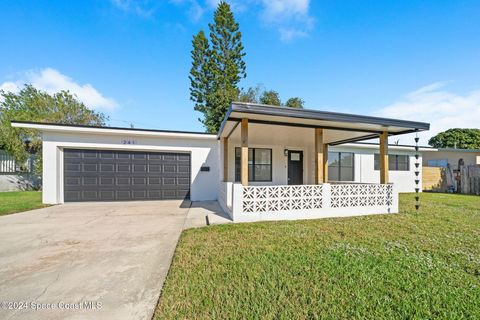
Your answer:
[235,148,272,182]
[328,152,354,181]
[374,154,410,171]
[427,159,448,168]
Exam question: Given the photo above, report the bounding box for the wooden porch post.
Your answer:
[315,128,324,184]
[323,144,329,183]
[223,137,228,182]
[241,118,249,186]
[380,130,389,184]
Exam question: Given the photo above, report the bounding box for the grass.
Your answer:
[156,193,480,319]
[0,191,46,216]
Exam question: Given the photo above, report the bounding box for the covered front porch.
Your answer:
[217,102,429,222]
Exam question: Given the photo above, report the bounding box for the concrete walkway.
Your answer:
[184,201,232,229]
[0,200,192,320]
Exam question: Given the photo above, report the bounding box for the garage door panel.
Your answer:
[64,150,82,158]
[83,177,98,186]
[133,164,147,173]
[116,190,131,200]
[65,191,81,201]
[177,177,190,185]
[83,151,98,159]
[64,149,190,202]
[83,164,98,172]
[99,151,115,159]
[132,177,147,185]
[83,190,99,201]
[116,164,131,173]
[100,163,115,172]
[99,190,115,200]
[100,177,115,186]
[65,163,81,172]
[178,165,190,173]
[116,177,131,186]
[132,190,147,199]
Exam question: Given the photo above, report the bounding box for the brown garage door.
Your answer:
[64,149,190,202]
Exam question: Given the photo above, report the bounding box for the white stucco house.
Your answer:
[12,102,430,222]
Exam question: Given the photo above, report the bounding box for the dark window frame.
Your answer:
[235,147,273,182]
[328,152,355,182]
[374,154,410,171]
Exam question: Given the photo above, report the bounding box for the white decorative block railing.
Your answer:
[242,185,323,213]
[217,183,398,222]
[330,184,393,208]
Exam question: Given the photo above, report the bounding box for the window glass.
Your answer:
[396,155,409,171]
[374,154,380,170]
[328,152,340,166]
[235,148,272,182]
[328,152,354,181]
[340,153,354,166]
[374,154,409,171]
[427,159,448,167]
[388,155,396,169]
[255,149,271,164]
[340,168,354,181]
[328,166,339,181]
[290,152,301,161]
[248,148,253,165]
[255,165,271,181]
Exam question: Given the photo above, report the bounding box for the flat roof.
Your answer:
[423,147,480,153]
[11,121,217,140]
[218,102,430,145]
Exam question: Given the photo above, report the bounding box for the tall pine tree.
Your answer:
[189,1,246,133]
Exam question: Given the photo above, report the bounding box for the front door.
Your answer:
[288,150,303,185]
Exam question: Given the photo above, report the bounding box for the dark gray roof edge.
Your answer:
[230,102,431,131]
[345,141,432,148]
[11,120,215,136]
[434,147,480,153]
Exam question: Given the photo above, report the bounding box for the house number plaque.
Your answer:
[121,139,137,145]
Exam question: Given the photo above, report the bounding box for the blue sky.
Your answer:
[1,0,479,144]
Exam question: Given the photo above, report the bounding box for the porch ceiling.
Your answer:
[218,102,430,145]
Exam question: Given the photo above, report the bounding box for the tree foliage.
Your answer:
[285,97,304,108]
[238,85,262,103]
[260,90,281,106]
[239,84,304,108]
[428,128,480,149]
[189,1,246,133]
[0,85,107,173]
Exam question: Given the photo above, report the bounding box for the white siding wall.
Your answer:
[332,146,421,193]
[42,131,219,204]
[224,136,420,193]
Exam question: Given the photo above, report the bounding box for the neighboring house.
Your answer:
[422,148,480,170]
[421,147,480,193]
[12,102,430,222]
[0,149,40,192]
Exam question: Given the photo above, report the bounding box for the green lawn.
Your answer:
[156,193,480,319]
[0,191,46,216]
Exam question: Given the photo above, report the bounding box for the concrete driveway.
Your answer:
[0,200,191,320]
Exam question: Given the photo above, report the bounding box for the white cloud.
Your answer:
[110,0,157,17]
[261,0,309,20]
[279,27,307,42]
[0,68,118,111]
[259,0,314,42]
[114,0,315,41]
[375,82,480,146]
